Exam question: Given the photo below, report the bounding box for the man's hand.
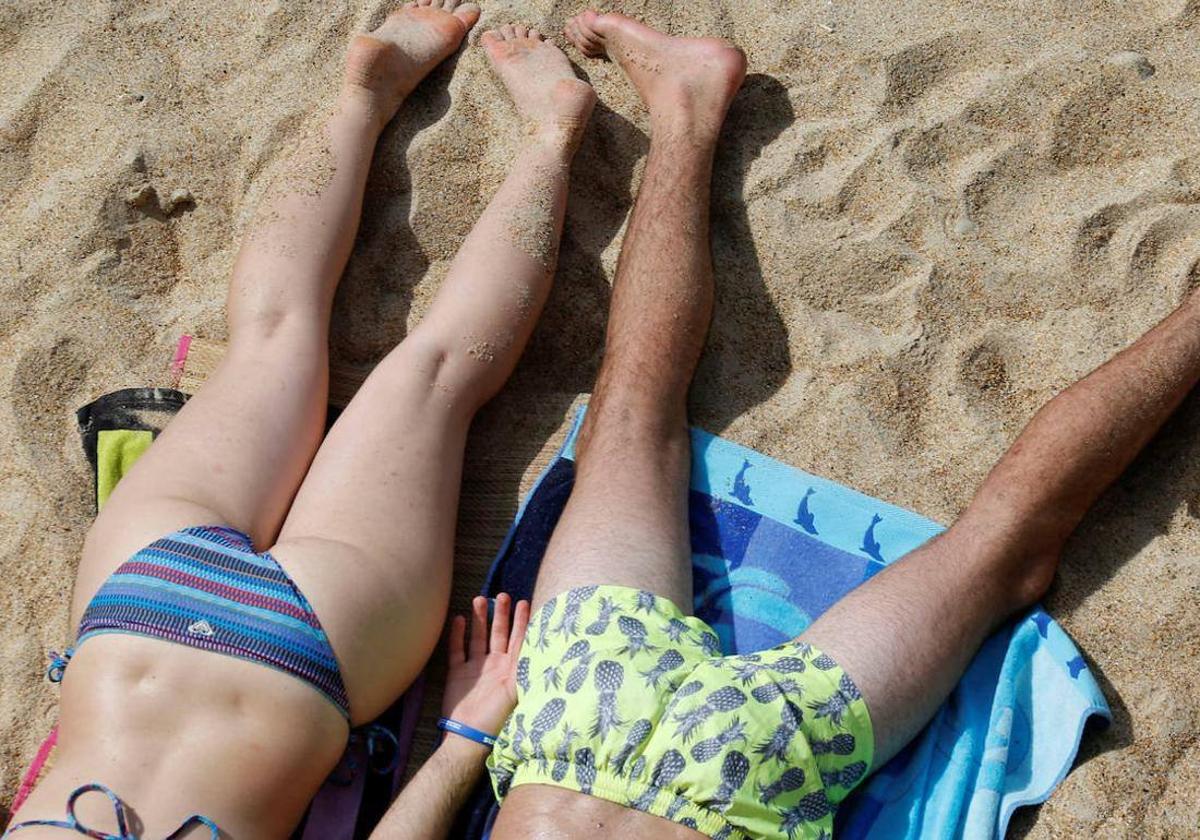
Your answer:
[441,593,531,740]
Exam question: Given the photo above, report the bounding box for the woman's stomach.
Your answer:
[13,633,349,838]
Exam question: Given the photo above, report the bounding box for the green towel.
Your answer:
[76,388,189,510]
[96,429,153,508]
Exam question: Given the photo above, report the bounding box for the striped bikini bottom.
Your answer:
[58,525,350,719]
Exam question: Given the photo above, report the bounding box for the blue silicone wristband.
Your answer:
[437,717,498,748]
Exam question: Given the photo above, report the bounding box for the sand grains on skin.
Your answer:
[481,25,596,140]
[481,26,595,267]
[344,0,481,120]
[498,162,567,267]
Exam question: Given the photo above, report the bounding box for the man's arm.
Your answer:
[371,737,490,840]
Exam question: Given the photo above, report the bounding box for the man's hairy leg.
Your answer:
[491,11,746,839]
[803,292,1200,768]
[529,10,747,612]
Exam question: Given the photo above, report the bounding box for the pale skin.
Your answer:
[370,593,529,840]
[12,3,591,837]
[493,9,1200,840]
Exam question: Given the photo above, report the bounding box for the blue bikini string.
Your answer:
[3,783,219,839]
[46,647,74,683]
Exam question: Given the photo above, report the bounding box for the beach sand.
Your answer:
[2,0,1199,834]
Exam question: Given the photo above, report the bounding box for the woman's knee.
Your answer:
[367,330,513,416]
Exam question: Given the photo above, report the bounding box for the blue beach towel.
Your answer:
[477,407,1110,839]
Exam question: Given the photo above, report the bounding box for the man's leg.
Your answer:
[73,2,479,625]
[531,13,746,610]
[803,294,1200,767]
[269,28,596,723]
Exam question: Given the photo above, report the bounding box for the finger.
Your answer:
[491,592,512,654]
[470,595,489,657]
[448,615,467,666]
[509,599,531,656]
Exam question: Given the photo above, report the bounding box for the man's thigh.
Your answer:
[532,423,695,612]
[797,532,1013,769]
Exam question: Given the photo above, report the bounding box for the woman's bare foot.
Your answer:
[564,10,745,138]
[481,25,597,146]
[343,0,481,127]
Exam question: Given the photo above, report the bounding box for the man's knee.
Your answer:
[938,517,1060,615]
[575,397,690,467]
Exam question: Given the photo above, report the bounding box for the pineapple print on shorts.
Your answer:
[487,585,875,840]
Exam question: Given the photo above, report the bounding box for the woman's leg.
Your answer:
[73,1,481,625]
[270,27,596,723]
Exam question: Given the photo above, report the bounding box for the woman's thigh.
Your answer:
[74,334,329,626]
[268,349,475,724]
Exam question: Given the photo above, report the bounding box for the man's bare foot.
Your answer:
[481,25,597,146]
[344,0,481,127]
[564,10,745,137]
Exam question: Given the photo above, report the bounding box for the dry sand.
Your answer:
[3,0,1200,834]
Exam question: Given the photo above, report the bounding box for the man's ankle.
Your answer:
[648,114,721,155]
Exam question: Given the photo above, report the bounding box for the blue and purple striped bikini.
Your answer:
[9,526,351,836]
[53,525,350,718]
